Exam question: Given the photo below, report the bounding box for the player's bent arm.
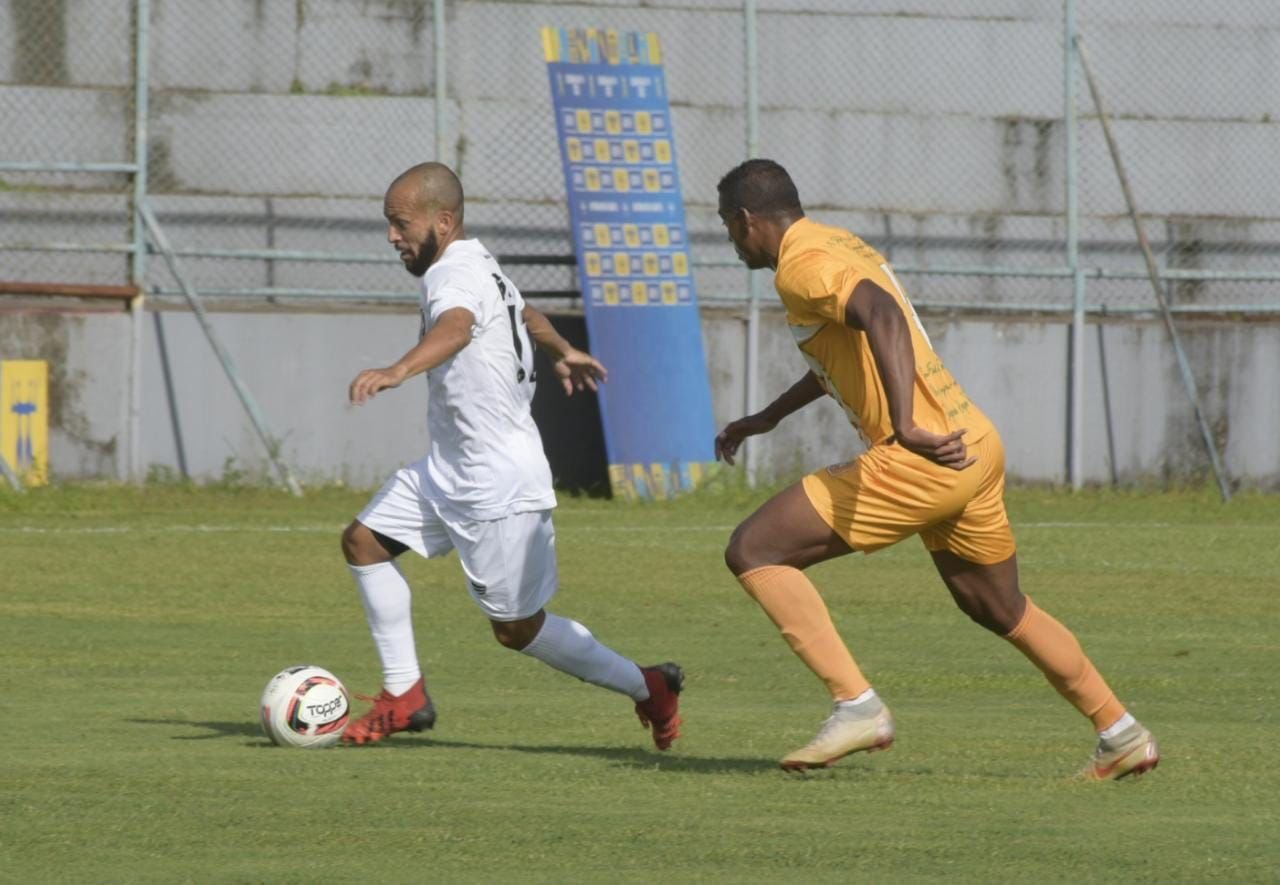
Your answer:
[844,279,916,436]
[521,305,572,359]
[759,371,826,425]
[716,372,824,465]
[521,305,608,394]
[845,279,973,468]
[348,307,474,404]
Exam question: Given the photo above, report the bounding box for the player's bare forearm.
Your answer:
[521,305,607,394]
[522,305,572,359]
[349,307,473,404]
[760,371,826,424]
[716,372,824,465]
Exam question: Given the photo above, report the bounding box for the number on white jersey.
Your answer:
[492,273,537,385]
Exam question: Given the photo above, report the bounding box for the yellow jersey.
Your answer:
[774,217,993,447]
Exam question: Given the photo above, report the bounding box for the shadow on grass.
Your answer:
[380,736,775,774]
[127,718,269,743]
[124,717,787,773]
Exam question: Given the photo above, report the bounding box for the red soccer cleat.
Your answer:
[635,663,684,751]
[341,677,437,745]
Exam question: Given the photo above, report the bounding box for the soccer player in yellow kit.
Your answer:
[714,159,1159,779]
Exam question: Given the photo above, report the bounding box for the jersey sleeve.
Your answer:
[425,267,486,326]
[777,250,868,326]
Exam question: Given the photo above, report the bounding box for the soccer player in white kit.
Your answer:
[340,162,683,748]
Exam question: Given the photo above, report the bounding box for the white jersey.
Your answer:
[416,238,555,520]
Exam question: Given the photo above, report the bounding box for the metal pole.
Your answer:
[0,453,24,493]
[131,0,150,291]
[1064,0,1085,491]
[744,0,762,486]
[434,0,448,163]
[128,292,146,483]
[138,202,304,497]
[129,0,151,483]
[1075,37,1232,502]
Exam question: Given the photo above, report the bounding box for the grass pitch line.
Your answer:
[2,520,1265,537]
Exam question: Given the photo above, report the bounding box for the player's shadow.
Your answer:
[123,719,877,775]
[127,718,270,744]
[368,736,782,775]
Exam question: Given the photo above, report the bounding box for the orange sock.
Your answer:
[1004,598,1126,730]
[737,564,871,700]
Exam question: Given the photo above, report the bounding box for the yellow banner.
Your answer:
[1,360,49,486]
[607,461,719,500]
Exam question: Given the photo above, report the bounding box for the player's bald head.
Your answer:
[717,159,802,217]
[386,162,465,219]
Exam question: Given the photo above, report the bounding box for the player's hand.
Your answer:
[715,414,778,466]
[553,348,607,396]
[349,366,406,405]
[891,425,977,470]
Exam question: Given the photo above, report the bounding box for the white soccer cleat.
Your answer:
[780,699,895,771]
[1080,721,1160,781]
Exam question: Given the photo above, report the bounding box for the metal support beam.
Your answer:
[139,203,304,497]
[1076,37,1232,502]
[0,454,24,493]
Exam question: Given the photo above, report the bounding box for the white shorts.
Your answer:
[357,467,558,621]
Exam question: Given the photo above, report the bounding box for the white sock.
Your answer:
[836,688,879,709]
[349,561,421,696]
[1098,712,1136,739]
[520,613,647,700]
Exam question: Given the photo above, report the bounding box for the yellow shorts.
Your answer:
[801,431,1016,565]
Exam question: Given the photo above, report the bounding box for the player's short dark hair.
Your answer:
[717,159,802,215]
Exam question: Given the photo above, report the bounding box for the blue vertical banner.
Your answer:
[542,27,717,499]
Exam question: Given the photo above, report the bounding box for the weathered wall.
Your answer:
[1,301,1274,490]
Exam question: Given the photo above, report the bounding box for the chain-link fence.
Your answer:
[1076,1,1280,312]
[3,0,1280,310]
[0,1,137,286]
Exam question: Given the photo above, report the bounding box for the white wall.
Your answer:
[2,302,1274,490]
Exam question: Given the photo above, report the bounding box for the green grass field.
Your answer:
[1,484,1277,882]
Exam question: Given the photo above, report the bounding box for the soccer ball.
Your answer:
[259,665,351,748]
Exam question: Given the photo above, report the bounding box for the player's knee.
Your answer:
[341,521,383,566]
[490,619,536,651]
[953,588,1023,635]
[724,527,754,576]
[340,522,363,564]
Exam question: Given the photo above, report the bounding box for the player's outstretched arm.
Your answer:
[522,305,608,396]
[845,279,974,470]
[349,307,474,405]
[715,371,825,465]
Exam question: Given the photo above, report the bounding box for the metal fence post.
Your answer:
[128,0,151,484]
[1064,0,1085,490]
[744,0,762,486]
[434,0,448,164]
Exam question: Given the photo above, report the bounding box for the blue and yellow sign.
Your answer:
[1,360,49,486]
[544,27,716,498]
